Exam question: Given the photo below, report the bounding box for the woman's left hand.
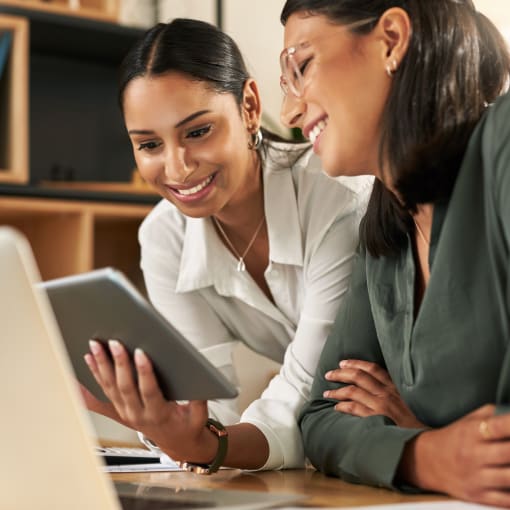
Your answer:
[324,359,425,429]
[83,339,217,463]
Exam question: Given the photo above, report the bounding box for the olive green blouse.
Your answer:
[299,92,510,490]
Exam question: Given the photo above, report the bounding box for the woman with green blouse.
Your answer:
[279,0,510,507]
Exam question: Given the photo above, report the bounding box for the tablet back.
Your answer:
[0,227,120,510]
[41,268,238,402]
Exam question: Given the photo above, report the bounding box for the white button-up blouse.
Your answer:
[138,141,373,469]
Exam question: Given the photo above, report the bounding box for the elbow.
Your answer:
[299,399,344,477]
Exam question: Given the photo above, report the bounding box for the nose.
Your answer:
[280,92,305,130]
[165,145,196,182]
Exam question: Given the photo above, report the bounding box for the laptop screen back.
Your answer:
[0,227,120,510]
[0,227,304,510]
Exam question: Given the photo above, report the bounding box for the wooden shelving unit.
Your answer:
[0,196,152,287]
[0,13,28,183]
[0,0,118,23]
[0,6,152,290]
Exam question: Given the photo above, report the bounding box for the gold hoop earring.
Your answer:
[248,129,263,150]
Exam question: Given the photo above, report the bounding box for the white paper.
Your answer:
[103,463,183,473]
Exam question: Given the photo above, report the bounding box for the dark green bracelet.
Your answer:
[179,418,228,475]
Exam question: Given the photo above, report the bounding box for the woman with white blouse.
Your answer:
[82,18,374,472]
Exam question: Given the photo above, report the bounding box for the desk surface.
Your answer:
[111,468,447,508]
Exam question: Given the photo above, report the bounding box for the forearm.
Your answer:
[301,400,424,489]
[223,423,269,469]
[158,422,269,470]
[397,432,434,490]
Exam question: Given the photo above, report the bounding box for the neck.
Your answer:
[214,153,264,239]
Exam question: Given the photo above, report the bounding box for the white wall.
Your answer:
[475,0,510,40]
[223,0,287,136]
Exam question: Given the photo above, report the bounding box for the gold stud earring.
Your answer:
[386,59,398,78]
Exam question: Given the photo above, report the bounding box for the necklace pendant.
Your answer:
[237,258,246,272]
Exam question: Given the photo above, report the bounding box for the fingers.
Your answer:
[480,411,510,442]
[466,403,496,419]
[467,468,510,507]
[86,340,120,402]
[86,339,146,422]
[108,340,143,416]
[339,359,395,386]
[134,348,166,409]
[326,363,389,395]
[479,491,510,508]
[324,360,425,428]
[334,399,375,418]
[326,385,380,413]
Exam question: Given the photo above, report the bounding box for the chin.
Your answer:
[320,158,347,178]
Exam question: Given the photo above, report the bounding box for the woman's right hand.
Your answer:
[401,404,510,507]
[83,339,218,464]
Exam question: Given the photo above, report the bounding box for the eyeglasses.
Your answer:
[280,17,378,98]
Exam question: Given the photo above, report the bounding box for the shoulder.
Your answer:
[479,92,510,190]
[138,199,186,252]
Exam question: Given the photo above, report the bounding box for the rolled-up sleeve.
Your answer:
[241,206,365,470]
[299,252,423,488]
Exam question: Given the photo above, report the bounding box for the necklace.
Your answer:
[413,217,430,246]
[213,215,265,272]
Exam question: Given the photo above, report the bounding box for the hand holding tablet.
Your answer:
[40,268,238,402]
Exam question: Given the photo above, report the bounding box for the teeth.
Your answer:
[177,175,213,196]
[309,119,327,144]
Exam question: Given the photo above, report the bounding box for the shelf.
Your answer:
[41,179,158,196]
[0,183,160,204]
[0,195,151,288]
[0,0,119,24]
[0,13,28,183]
[0,1,144,63]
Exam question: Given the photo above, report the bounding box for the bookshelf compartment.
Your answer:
[93,214,146,293]
[0,196,152,287]
[0,1,119,22]
[0,13,28,183]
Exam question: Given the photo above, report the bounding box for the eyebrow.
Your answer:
[128,109,211,135]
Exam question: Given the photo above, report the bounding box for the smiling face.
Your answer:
[123,72,260,218]
[280,13,394,178]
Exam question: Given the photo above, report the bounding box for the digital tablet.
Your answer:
[40,268,238,402]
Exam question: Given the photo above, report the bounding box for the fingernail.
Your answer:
[325,371,333,379]
[339,360,349,368]
[84,353,93,366]
[108,339,122,356]
[134,348,147,366]
[89,339,101,355]
[323,391,330,398]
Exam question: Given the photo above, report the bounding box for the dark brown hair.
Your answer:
[281,0,510,257]
[119,18,293,161]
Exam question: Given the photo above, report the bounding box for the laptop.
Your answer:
[0,227,303,510]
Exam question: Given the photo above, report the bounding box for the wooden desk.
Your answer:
[111,468,447,507]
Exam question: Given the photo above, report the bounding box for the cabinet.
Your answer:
[0,3,144,185]
[0,0,119,23]
[0,4,158,288]
[0,196,152,288]
[0,13,28,183]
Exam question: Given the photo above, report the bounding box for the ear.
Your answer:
[375,7,412,72]
[241,78,262,132]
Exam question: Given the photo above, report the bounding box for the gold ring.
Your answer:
[479,420,492,440]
